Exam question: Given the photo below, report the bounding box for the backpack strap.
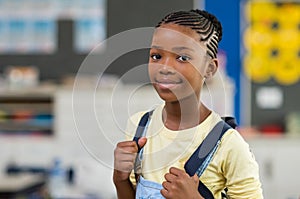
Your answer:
[133,111,153,153]
[133,111,153,182]
[184,120,231,199]
[221,116,237,129]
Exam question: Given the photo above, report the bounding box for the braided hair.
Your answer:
[156,9,222,59]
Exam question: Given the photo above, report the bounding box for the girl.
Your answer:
[113,9,263,199]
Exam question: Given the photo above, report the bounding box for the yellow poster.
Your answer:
[243,1,300,85]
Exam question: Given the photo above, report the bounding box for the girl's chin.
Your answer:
[153,85,198,102]
[154,87,184,102]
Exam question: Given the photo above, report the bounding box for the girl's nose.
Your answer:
[159,58,176,75]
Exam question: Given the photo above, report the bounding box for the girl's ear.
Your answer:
[204,58,218,78]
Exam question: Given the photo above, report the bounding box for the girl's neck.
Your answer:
[163,99,211,131]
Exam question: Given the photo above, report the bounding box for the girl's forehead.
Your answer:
[151,24,206,53]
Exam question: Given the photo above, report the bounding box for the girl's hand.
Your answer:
[161,167,204,199]
[113,137,147,183]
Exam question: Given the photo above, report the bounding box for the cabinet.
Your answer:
[0,92,54,135]
[248,138,300,199]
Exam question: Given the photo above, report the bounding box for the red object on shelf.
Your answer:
[13,110,33,121]
[260,124,283,135]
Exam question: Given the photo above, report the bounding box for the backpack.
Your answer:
[133,110,237,199]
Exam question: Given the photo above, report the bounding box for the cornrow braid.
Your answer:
[156,9,223,59]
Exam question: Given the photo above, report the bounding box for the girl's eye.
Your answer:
[177,55,191,62]
[150,54,161,60]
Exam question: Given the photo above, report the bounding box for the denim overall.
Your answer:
[135,168,164,198]
[133,111,231,199]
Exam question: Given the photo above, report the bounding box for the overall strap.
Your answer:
[184,120,231,199]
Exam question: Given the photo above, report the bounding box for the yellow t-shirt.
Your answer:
[126,105,263,199]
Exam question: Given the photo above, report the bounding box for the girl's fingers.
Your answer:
[169,167,186,177]
[116,141,138,152]
[164,172,177,182]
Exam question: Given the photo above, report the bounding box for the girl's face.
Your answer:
[148,23,213,102]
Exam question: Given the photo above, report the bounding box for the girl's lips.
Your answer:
[155,79,183,89]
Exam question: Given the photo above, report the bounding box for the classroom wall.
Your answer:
[0,0,194,81]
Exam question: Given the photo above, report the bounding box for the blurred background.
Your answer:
[0,0,299,198]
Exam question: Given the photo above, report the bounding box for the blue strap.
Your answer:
[184,120,231,199]
[133,111,153,153]
[184,121,230,176]
[133,111,153,181]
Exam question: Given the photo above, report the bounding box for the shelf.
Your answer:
[0,93,54,136]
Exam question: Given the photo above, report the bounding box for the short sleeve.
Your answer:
[220,130,263,199]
